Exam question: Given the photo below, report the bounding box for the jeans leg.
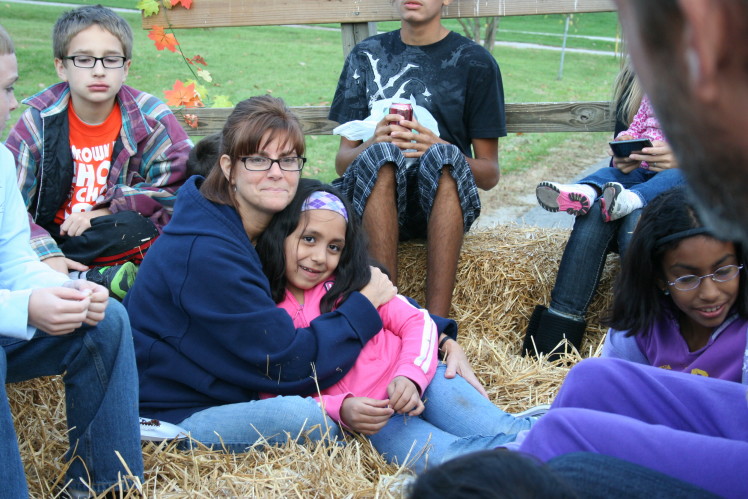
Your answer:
[627,168,685,204]
[548,452,722,499]
[177,396,342,453]
[367,365,534,473]
[368,413,521,474]
[579,167,650,191]
[420,365,534,437]
[549,200,620,319]
[616,207,641,256]
[4,300,143,494]
[0,347,29,497]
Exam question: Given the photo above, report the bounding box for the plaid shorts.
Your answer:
[332,142,481,239]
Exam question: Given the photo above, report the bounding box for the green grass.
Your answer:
[1,2,622,181]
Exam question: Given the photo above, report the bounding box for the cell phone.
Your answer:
[609,138,653,158]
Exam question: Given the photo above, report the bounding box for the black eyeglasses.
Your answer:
[239,156,306,172]
[63,55,128,69]
[666,264,743,291]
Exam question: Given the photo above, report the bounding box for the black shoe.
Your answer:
[522,305,586,361]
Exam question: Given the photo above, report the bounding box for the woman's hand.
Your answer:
[387,376,425,416]
[441,336,489,398]
[340,397,393,435]
[629,140,678,172]
[359,266,397,308]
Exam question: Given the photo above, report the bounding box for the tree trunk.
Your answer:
[484,17,498,51]
[457,17,499,52]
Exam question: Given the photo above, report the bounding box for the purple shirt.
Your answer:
[634,313,746,382]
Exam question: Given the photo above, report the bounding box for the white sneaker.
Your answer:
[139,416,188,441]
[600,182,643,222]
[515,403,552,419]
[536,182,595,216]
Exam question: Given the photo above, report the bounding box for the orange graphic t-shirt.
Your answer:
[54,103,122,224]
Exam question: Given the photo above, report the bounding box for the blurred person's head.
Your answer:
[408,450,577,499]
[614,0,748,243]
[0,24,18,135]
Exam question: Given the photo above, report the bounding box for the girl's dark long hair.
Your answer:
[255,179,371,313]
[606,186,748,335]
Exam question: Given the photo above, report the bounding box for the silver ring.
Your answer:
[653,162,657,167]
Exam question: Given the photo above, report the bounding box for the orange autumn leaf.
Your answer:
[171,0,193,8]
[183,113,199,128]
[148,26,179,53]
[187,55,207,66]
[164,80,204,108]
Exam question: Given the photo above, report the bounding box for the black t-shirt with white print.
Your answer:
[329,30,506,157]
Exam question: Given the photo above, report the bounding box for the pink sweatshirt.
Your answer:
[264,279,438,423]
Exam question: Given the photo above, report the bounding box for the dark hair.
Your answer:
[408,450,577,499]
[187,132,221,177]
[606,186,748,334]
[201,95,305,208]
[255,180,371,313]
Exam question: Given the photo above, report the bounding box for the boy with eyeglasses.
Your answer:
[0,24,143,497]
[5,5,191,300]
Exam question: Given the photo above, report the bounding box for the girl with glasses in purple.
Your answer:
[603,186,748,383]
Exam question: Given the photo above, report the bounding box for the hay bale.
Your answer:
[9,225,619,497]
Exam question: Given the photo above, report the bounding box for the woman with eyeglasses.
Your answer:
[123,95,398,451]
[602,186,748,383]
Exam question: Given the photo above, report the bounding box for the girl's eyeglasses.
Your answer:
[666,264,743,291]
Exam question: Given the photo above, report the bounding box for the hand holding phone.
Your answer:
[609,138,653,158]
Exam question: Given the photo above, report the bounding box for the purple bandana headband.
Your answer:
[301,191,349,222]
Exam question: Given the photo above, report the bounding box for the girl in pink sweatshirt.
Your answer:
[256,181,539,473]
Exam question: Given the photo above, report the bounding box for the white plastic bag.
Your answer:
[332,96,440,141]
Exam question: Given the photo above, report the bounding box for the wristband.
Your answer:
[439,335,451,351]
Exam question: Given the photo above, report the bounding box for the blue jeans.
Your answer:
[548,452,721,498]
[581,166,684,205]
[550,200,641,320]
[367,364,535,473]
[0,300,143,496]
[177,395,342,453]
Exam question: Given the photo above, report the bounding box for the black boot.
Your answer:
[522,305,586,359]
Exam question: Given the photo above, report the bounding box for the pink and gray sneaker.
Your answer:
[536,182,593,216]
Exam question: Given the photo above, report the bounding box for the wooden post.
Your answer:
[341,22,377,57]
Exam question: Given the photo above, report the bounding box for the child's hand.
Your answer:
[59,208,112,237]
[387,376,425,416]
[28,287,92,335]
[340,397,393,435]
[64,280,109,325]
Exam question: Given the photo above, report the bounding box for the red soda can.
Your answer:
[388,103,413,125]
